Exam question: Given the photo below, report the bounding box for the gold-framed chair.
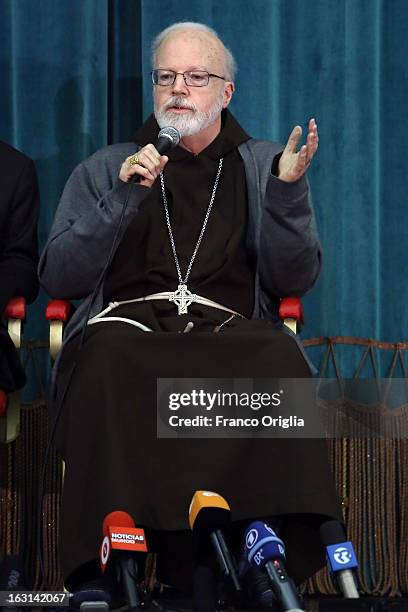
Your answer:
[0,297,26,444]
[45,297,304,358]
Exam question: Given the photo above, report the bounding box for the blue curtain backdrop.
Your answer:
[0,0,407,387]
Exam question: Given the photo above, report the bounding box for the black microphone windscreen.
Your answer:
[193,507,231,533]
[320,519,347,545]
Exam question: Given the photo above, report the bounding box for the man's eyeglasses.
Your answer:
[151,69,226,87]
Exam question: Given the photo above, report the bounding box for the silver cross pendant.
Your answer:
[169,284,197,315]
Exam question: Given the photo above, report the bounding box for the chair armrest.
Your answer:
[0,298,25,442]
[46,300,72,360]
[4,297,26,319]
[4,297,26,349]
[279,297,304,334]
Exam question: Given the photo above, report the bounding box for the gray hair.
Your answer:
[151,22,237,82]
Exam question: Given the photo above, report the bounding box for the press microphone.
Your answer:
[131,126,180,185]
[99,510,148,611]
[320,520,359,598]
[189,490,242,593]
[155,126,181,155]
[243,521,304,612]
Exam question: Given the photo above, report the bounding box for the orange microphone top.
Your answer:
[189,490,230,531]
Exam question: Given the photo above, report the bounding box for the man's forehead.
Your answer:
[156,30,224,68]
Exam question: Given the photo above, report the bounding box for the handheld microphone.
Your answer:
[189,490,242,592]
[99,511,147,611]
[320,520,359,598]
[243,521,304,612]
[155,126,181,154]
[131,126,180,185]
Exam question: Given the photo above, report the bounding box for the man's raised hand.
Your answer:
[278,118,318,183]
[119,144,168,188]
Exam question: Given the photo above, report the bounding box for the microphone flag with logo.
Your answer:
[320,520,359,599]
[99,510,147,611]
[243,521,304,612]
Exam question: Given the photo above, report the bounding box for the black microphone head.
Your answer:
[320,519,347,545]
[156,126,181,154]
[194,507,231,533]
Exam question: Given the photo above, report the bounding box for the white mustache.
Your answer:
[162,97,197,112]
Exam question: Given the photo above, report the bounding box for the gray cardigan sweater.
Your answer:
[39,138,321,350]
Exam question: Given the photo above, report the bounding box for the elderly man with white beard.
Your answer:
[39,21,342,610]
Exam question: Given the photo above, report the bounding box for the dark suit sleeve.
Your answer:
[0,158,40,315]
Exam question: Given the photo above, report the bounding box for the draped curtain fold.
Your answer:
[0,0,406,380]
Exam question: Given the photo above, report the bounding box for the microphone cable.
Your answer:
[37,176,141,589]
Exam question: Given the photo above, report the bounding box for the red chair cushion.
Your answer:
[0,389,7,417]
[279,297,304,324]
[45,300,71,322]
[4,297,26,320]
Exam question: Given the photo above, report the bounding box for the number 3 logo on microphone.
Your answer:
[333,547,352,565]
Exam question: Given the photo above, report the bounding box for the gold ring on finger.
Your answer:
[128,154,140,166]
